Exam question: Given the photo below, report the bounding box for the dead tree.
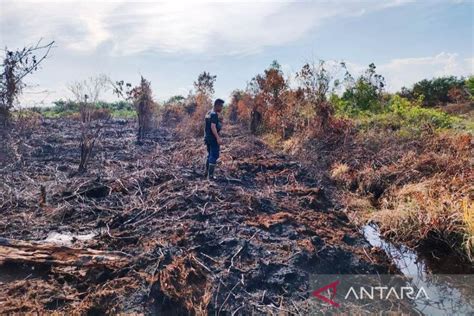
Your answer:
[250,109,262,134]
[68,75,111,173]
[134,77,154,142]
[0,40,54,126]
[0,40,54,165]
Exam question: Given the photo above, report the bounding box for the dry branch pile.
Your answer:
[0,119,394,314]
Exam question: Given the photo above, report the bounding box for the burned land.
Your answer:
[0,118,399,314]
[0,9,473,315]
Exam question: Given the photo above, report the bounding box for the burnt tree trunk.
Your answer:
[250,110,262,134]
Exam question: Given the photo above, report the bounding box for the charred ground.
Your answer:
[0,118,395,314]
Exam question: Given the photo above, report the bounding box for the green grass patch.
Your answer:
[111,109,136,119]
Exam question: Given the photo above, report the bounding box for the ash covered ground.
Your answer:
[0,119,396,314]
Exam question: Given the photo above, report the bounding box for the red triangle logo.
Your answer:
[312,280,340,307]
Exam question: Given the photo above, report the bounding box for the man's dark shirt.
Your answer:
[204,110,221,143]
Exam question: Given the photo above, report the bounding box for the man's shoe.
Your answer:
[207,163,216,180]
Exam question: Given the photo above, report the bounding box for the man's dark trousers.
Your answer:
[206,140,220,167]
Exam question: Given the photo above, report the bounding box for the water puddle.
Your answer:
[363,223,473,315]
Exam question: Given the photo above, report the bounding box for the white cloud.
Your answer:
[378,52,473,91]
[342,53,473,92]
[2,1,470,106]
[1,0,413,56]
[464,57,474,72]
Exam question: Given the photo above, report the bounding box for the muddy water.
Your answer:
[363,224,474,315]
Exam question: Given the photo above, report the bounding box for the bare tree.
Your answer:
[68,74,111,173]
[297,60,330,104]
[0,40,54,126]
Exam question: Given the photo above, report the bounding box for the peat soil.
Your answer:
[0,119,397,314]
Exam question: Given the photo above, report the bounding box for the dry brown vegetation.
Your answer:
[113,76,158,142]
[223,61,473,263]
[294,126,473,261]
[175,71,216,137]
[178,93,212,137]
[133,77,157,142]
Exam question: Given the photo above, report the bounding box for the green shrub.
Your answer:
[466,76,474,100]
[353,95,461,135]
[410,76,466,106]
[331,94,351,116]
[97,100,134,111]
[52,100,80,112]
[41,109,76,118]
[331,93,383,118]
[340,63,386,113]
[389,95,457,129]
[37,100,135,118]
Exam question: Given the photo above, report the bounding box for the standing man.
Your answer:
[204,98,224,179]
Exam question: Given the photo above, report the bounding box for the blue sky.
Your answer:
[0,0,472,106]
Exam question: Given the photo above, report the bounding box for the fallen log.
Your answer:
[0,237,130,269]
